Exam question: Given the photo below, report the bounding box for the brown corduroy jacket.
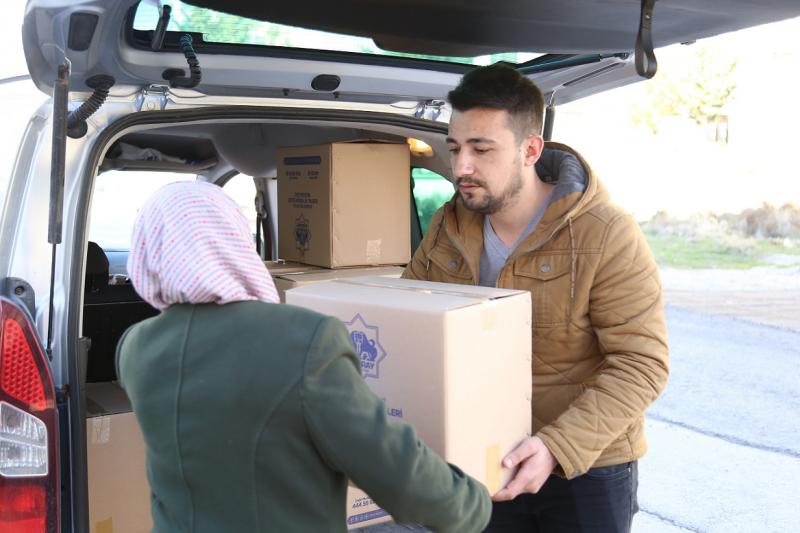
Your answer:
[403,142,669,479]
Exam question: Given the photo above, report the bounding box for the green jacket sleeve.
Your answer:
[537,213,669,478]
[301,317,491,533]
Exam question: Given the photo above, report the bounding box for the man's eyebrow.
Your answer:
[445,137,497,144]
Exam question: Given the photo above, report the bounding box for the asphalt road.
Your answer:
[635,305,800,533]
[357,305,800,533]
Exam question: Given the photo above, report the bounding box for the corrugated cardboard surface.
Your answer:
[286,277,533,495]
[86,383,152,533]
[264,260,324,276]
[275,265,404,303]
[277,142,410,268]
[346,485,392,529]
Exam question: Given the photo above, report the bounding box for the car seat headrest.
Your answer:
[86,241,109,293]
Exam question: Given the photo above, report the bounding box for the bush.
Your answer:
[725,203,800,240]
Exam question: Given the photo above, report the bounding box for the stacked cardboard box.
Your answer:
[276,142,410,269]
[86,382,151,533]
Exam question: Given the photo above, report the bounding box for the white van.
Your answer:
[2,1,799,531]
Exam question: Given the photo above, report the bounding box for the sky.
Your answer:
[1,1,798,221]
[555,16,800,219]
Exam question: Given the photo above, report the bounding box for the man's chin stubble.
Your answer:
[460,192,498,215]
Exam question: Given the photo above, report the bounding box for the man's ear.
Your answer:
[522,134,545,167]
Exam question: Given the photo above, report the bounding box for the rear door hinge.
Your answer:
[137,84,169,112]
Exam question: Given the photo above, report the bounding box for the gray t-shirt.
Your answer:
[479,192,553,287]
[477,149,588,287]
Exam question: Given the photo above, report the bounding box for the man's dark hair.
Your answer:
[448,63,545,142]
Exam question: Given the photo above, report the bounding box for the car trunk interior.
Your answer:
[80,113,451,528]
[81,115,449,387]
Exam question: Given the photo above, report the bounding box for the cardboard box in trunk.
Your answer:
[276,142,410,268]
[275,265,404,302]
[286,276,533,506]
[84,383,395,530]
[86,382,152,533]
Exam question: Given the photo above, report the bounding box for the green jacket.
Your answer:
[116,301,490,533]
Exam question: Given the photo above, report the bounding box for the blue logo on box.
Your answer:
[294,214,311,252]
[346,314,387,379]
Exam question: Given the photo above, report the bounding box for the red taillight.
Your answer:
[0,299,59,533]
[2,319,47,411]
[0,484,46,533]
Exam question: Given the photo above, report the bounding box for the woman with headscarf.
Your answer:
[116,181,490,533]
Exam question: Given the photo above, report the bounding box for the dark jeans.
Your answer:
[483,461,639,533]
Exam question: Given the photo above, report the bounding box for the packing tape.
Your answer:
[90,416,111,445]
[96,517,113,533]
[486,442,501,494]
[365,239,382,263]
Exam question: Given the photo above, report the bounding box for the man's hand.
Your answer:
[492,436,558,501]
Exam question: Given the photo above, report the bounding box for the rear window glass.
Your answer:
[412,168,453,234]
[132,1,542,67]
[89,171,196,250]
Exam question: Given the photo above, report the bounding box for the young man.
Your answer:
[403,63,669,532]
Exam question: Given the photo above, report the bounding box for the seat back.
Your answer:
[83,242,158,382]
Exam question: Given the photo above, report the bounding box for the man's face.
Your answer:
[447,108,526,215]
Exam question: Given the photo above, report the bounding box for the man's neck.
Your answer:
[488,175,554,247]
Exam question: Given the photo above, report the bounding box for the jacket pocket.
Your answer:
[513,254,572,327]
[427,243,473,283]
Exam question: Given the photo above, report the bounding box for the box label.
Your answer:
[287,192,319,209]
[293,214,312,252]
[283,155,322,166]
[347,507,389,526]
[345,313,387,379]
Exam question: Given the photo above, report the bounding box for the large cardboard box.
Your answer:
[286,276,533,514]
[346,485,392,529]
[86,382,151,533]
[275,265,404,302]
[276,142,411,268]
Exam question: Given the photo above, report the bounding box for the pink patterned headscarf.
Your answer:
[127,181,279,310]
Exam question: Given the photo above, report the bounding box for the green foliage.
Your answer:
[633,45,738,133]
[644,232,800,269]
[416,193,452,234]
[171,3,288,46]
[412,169,454,234]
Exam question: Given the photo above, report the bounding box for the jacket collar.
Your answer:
[441,141,607,274]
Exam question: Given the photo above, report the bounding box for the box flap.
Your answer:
[85,382,132,417]
[287,275,527,312]
[276,267,404,283]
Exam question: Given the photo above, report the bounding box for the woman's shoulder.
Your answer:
[223,300,330,324]
[196,301,337,346]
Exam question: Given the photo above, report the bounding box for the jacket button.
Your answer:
[450,259,459,268]
[540,263,551,273]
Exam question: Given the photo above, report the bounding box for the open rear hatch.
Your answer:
[24,0,800,110]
